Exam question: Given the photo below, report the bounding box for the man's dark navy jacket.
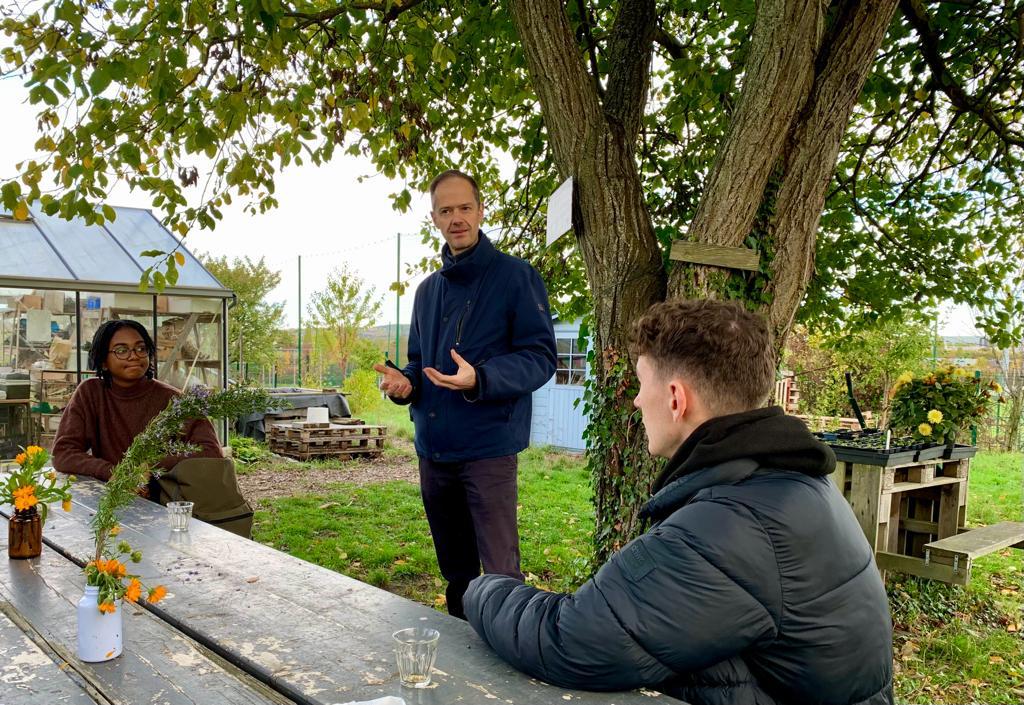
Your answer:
[395,232,557,462]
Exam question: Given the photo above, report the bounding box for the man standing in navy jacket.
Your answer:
[373,170,557,619]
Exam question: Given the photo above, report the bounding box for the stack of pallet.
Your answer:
[268,419,387,460]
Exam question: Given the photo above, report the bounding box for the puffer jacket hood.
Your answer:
[642,406,835,523]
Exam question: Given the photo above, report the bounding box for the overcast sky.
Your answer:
[0,76,982,335]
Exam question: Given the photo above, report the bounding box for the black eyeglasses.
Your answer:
[109,343,150,360]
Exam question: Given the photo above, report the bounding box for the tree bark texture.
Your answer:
[510,0,666,558]
[670,0,898,353]
[1003,390,1022,452]
[681,0,826,252]
[761,0,900,347]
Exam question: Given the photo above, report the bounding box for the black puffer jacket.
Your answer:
[465,407,894,705]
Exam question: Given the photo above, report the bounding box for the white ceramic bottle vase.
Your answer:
[77,585,123,662]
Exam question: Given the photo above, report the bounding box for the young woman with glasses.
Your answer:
[52,319,223,496]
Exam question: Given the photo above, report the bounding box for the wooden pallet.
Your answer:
[270,446,384,461]
[268,421,387,460]
[829,454,1021,585]
[270,423,384,443]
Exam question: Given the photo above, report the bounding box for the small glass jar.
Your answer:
[8,507,42,559]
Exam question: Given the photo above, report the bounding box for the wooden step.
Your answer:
[923,521,1024,577]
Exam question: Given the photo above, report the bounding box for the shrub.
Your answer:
[344,369,384,416]
[889,366,1005,445]
[229,435,270,464]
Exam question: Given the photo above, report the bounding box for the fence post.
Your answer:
[972,369,980,447]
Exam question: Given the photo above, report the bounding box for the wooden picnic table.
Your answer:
[1,477,681,705]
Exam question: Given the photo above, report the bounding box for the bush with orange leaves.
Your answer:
[84,537,167,614]
[1,445,74,524]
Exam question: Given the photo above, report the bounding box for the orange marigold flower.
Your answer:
[15,452,27,465]
[98,601,117,614]
[147,585,168,604]
[109,525,121,536]
[14,489,38,512]
[125,578,142,603]
[105,560,126,578]
[26,445,43,456]
[62,498,72,512]
[12,485,35,499]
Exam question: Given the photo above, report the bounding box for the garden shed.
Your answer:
[531,318,590,452]
[0,205,231,457]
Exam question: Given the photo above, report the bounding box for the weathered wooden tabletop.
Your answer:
[1,478,680,705]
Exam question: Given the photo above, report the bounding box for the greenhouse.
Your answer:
[0,205,231,458]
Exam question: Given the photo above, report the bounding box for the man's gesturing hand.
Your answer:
[372,363,413,400]
[423,349,477,392]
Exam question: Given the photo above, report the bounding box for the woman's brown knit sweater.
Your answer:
[52,377,223,481]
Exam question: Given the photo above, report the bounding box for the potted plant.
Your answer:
[888,366,1004,457]
[2,445,74,559]
[79,385,274,661]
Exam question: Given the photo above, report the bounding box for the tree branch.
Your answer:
[507,0,604,170]
[652,25,686,59]
[284,0,427,27]
[574,0,605,99]
[760,0,900,342]
[900,0,1024,147]
[602,0,657,141]
[671,0,826,261]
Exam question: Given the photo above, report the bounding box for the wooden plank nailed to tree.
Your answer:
[669,241,761,272]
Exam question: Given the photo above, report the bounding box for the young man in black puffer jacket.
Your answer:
[464,299,894,705]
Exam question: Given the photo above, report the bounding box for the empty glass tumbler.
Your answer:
[393,627,440,688]
[167,501,194,532]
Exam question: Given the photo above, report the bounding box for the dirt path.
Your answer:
[237,436,419,503]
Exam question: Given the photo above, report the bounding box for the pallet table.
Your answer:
[830,447,1024,585]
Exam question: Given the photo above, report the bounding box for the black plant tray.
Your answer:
[944,444,978,460]
[914,444,947,462]
[830,445,920,467]
[814,429,881,443]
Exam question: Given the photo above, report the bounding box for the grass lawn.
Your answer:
[249,441,593,605]
[889,452,1024,704]
[246,418,1023,703]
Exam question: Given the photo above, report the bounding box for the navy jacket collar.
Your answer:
[440,231,498,284]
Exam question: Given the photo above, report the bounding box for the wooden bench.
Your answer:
[922,521,1024,585]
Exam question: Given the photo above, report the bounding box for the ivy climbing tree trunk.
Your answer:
[509,0,900,561]
[509,0,666,559]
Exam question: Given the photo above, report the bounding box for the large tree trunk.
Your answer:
[509,0,899,561]
[671,0,899,352]
[509,0,665,559]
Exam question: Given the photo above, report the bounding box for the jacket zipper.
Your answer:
[454,300,471,346]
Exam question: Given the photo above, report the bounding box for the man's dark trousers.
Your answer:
[419,454,523,620]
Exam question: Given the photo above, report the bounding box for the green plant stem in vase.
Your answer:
[87,385,276,598]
